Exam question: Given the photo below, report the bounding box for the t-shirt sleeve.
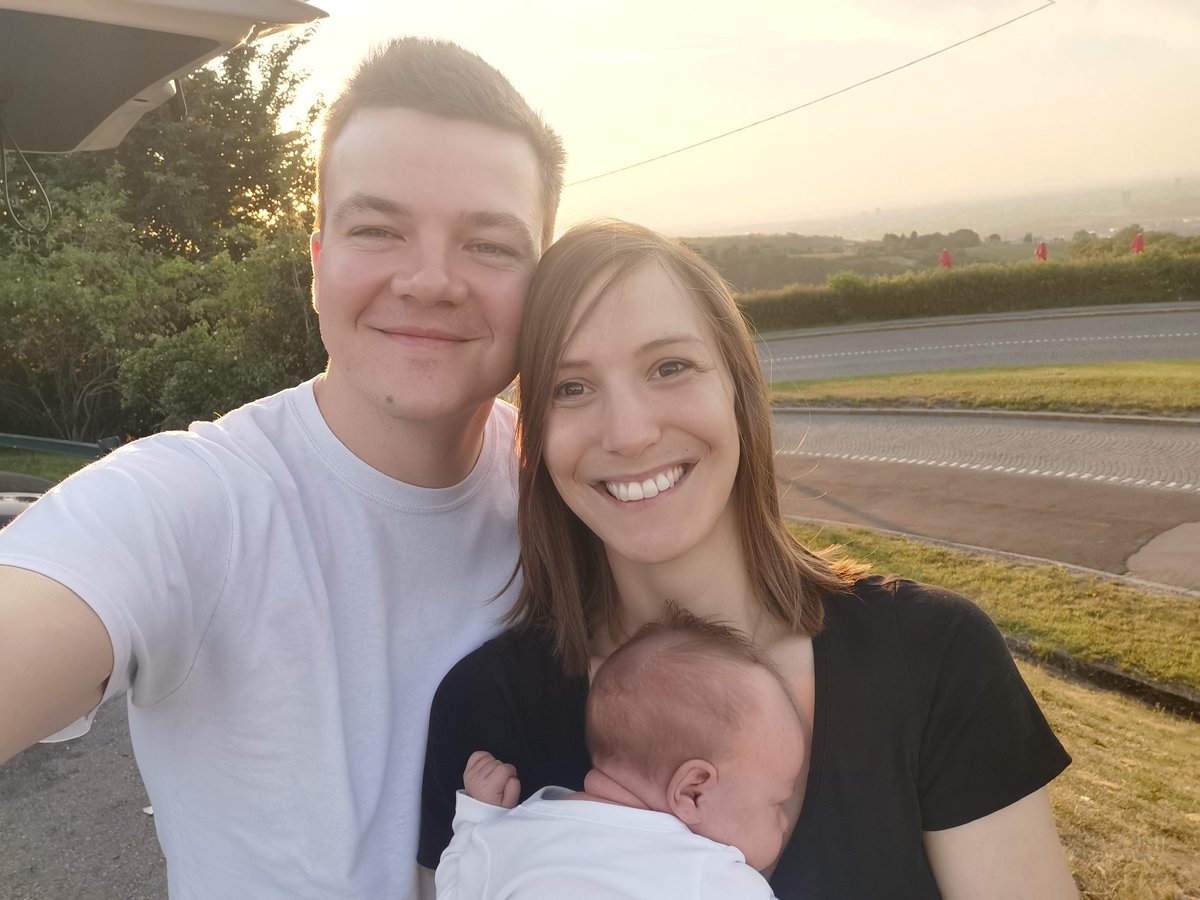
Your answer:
[0,438,234,712]
[892,580,1071,830]
[419,645,525,869]
[432,792,508,898]
[699,853,779,899]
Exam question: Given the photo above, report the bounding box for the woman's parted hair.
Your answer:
[507,220,865,674]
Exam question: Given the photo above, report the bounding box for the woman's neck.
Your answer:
[598,502,767,652]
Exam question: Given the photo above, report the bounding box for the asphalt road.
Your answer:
[758,301,1200,380]
[773,409,1200,591]
[3,303,1198,898]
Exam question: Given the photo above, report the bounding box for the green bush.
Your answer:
[736,255,1200,333]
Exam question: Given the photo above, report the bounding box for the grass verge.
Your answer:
[1023,660,1200,899]
[790,521,1200,896]
[789,522,1199,704]
[0,449,92,484]
[769,360,1200,417]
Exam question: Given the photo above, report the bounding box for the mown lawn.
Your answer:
[770,360,1200,417]
[0,448,91,483]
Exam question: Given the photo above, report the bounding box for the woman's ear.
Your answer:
[666,759,717,826]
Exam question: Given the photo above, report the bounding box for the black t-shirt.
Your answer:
[419,576,1070,897]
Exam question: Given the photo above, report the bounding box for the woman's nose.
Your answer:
[599,389,661,457]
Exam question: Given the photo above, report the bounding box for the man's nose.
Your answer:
[391,244,468,306]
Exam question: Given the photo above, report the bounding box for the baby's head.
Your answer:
[586,607,806,870]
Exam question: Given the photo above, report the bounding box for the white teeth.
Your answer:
[604,466,685,503]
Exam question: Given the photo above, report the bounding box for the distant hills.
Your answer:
[696,176,1200,243]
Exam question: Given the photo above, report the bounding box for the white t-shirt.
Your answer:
[0,379,519,899]
[436,788,778,899]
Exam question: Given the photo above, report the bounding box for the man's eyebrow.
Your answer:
[457,210,537,257]
[558,334,704,370]
[331,194,411,222]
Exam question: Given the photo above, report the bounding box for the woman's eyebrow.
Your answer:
[558,334,704,370]
[638,334,704,354]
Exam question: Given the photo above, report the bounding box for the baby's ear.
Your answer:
[666,759,717,826]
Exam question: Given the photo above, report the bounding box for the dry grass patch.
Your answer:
[770,360,1200,417]
[791,523,1200,696]
[1026,662,1200,898]
[790,519,1200,895]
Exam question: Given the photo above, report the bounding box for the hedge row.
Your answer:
[736,253,1200,334]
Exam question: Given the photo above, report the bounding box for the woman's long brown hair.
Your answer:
[507,220,866,674]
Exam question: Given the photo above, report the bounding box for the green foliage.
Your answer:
[0,179,174,440]
[682,233,891,292]
[1066,224,1200,261]
[0,34,324,441]
[119,227,322,431]
[738,254,1200,333]
[3,32,318,260]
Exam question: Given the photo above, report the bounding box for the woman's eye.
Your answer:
[553,381,587,399]
[655,360,690,378]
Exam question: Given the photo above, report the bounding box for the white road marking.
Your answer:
[767,332,1200,363]
[775,448,1200,494]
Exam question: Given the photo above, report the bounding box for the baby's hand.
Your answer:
[463,750,521,809]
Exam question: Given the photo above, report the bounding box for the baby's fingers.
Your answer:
[500,774,521,809]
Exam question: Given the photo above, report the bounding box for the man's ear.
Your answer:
[666,759,717,826]
[309,231,323,314]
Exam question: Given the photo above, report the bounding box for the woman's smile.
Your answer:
[601,464,687,502]
[543,260,740,567]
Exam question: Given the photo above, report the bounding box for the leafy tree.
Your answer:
[0,32,323,440]
[119,225,321,431]
[4,31,318,260]
[0,178,174,440]
[948,228,981,249]
[986,233,1002,244]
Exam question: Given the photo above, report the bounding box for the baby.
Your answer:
[434,608,806,898]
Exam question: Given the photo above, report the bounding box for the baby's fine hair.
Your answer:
[585,604,791,783]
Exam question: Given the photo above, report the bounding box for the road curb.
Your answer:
[1004,635,1200,722]
[785,514,1200,721]
[771,404,1200,428]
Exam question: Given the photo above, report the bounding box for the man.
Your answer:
[0,37,564,898]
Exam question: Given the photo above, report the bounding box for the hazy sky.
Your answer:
[285,0,1200,236]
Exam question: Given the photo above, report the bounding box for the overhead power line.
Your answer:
[566,0,1057,188]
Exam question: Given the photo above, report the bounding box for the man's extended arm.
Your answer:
[0,566,114,764]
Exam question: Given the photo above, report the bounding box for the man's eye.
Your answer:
[352,227,394,239]
[472,242,512,257]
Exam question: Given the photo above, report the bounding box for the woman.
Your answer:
[419,221,1077,897]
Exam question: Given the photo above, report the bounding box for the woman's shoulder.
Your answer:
[835,574,1001,642]
[823,575,1013,685]
[433,626,585,710]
